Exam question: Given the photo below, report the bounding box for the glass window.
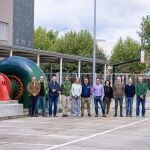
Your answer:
[0,21,8,41]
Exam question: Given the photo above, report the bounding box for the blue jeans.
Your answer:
[94,96,105,115]
[126,97,133,116]
[49,96,58,116]
[35,96,45,113]
[136,96,146,116]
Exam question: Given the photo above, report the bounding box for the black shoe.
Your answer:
[120,115,123,117]
[88,114,92,117]
[142,115,145,117]
[81,114,84,117]
[102,114,107,117]
[114,114,117,117]
[126,114,129,117]
[62,114,68,117]
[54,115,58,117]
[49,114,52,117]
[42,112,47,117]
[95,114,98,117]
[129,115,132,117]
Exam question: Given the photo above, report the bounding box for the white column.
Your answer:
[9,50,13,57]
[37,54,40,67]
[78,60,81,78]
[60,58,63,85]
[104,64,107,82]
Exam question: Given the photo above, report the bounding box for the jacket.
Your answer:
[61,81,72,96]
[71,83,82,97]
[81,84,91,98]
[27,82,40,96]
[48,81,61,97]
[38,81,48,97]
[104,86,113,99]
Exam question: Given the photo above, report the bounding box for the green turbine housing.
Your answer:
[0,56,47,108]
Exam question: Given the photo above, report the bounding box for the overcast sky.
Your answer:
[34,0,150,56]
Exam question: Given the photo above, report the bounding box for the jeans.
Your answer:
[49,96,58,116]
[114,96,123,116]
[136,96,146,116]
[29,96,37,116]
[126,97,133,116]
[94,96,105,115]
[35,96,45,113]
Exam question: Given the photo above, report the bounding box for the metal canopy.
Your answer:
[0,44,108,64]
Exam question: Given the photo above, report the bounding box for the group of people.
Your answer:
[27,75,148,118]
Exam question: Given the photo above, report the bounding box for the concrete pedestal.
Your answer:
[0,100,23,117]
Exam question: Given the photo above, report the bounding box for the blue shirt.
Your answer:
[125,84,135,97]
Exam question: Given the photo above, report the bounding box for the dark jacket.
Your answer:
[104,86,113,99]
[81,84,91,98]
[125,84,135,97]
[48,81,60,97]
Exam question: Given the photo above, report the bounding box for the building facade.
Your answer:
[0,0,34,48]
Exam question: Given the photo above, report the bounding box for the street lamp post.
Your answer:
[93,0,96,85]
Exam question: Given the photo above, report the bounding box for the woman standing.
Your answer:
[71,77,82,117]
[104,80,113,115]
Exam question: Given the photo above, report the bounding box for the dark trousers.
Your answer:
[114,96,123,116]
[104,97,111,114]
[29,96,37,116]
[49,96,58,116]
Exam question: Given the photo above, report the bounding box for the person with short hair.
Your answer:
[125,78,135,117]
[135,77,147,117]
[48,76,61,117]
[113,76,125,117]
[71,77,82,117]
[93,78,106,117]
[81,78,92,117]
[61,75,72,117]
[104,80,113,115]
[35,76,48,117]
[27,76,40,117]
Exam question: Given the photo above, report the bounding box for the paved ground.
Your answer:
[0,103,150,150]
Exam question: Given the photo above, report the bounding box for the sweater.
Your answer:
[135,83,147,97]
[125,84,135,97]
[113,83,124,97]
[71,83,82,97]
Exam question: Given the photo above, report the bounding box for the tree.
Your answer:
[139,15,150,50]
[109,37,146,73]
[34,27,57,50]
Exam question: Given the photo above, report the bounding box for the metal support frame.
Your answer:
[60,58,63,85]
[37,54,40,67]
[78,60,81,78]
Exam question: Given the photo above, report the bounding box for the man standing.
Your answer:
[93,78,106,117]
[125,78,135,117]
[135,76,147,117]
[35,76,47,117]
[61,75,72,117]
[27,76,40,117]
[81,78,92,117]
[113,76,125,117]
[48,76,61,117]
